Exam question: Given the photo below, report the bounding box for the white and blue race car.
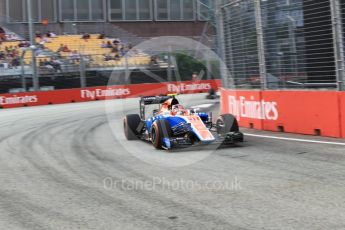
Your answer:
[123,95,243,150]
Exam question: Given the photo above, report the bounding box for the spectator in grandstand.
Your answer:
[57,44,64,52]
[39,36,51,45]
[69,50,80,64]
[39,59,55,72]
[63,45,72,52]
[98,33,105,39]
[35,31,42,38]
[18,41,30,48]
[46,31,57,38]
[82,33,91,40]
[114,53,120,61]
[57,44,71,53]
[150,56,159,66]
[101,41,108,48]
[39,59,44,67]
[50,32,57,38]
[11,56,20,69]
[0,50,5,60]
[106,41,113,48]
[120,47,126,57]
[113,39,120,45]
[50,58,62,72]
[103,54,112,61]
[111,45,119,53]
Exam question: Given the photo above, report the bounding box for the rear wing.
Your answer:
[139,95,177,119]
[140,96,173,105]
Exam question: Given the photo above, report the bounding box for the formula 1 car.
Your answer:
[123,95,244,150]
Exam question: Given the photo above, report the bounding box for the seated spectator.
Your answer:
[111,46,119,53]
[40,59,55,71]
[50,32,57,38]
[0,50,5,60]
[40,37,51,45]
[57,44,71,53]
[39,59,45,67]
[69,50,80,63]
[63,45,71,52]
[82,33,90,40]
[103,54,112,61]
[51,58,62,72]
[106,41,113,48]
[114,53,120,61]
[35,31,42,38]
[150,56,158,66]
[113,39,120,45]
[11,56,20,69]
[101,41,108,48]
[57,44,64,52]
[18,41,30,48]
[98,33,105,39]
[120,47,126,57]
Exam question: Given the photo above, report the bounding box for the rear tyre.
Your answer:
[151,120,172,149]
[216,114,239,135]
[124,114,141,140]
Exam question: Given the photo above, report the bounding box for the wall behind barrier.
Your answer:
[0,80,221,109]
[221,89,345,138]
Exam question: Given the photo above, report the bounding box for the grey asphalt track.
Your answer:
[0,94,345,230]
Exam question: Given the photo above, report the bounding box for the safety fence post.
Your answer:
[254,0,267,90]
[330,0,345,91]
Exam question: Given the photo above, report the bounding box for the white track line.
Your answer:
[244,133,345,146]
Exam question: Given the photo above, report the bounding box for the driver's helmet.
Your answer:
[171,104,186,115]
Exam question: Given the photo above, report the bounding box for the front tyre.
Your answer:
[151,120,172,149]
[124,114,141,140]
[216,114,239,135]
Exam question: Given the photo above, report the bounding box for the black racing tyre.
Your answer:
[151,120,172,149]
[216,114,239,135]
[124,114,141,140]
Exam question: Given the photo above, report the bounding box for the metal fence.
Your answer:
[218,0,345,90]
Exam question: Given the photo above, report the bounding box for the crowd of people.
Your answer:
[100,39,134,62]
[0,45,21,69]
[0,31,148,71]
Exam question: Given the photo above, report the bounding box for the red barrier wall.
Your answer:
[221,90,263,129]
[340,92,345,138]
[0,80,221,109]
[262,91,340,137]
[221,89,345,138]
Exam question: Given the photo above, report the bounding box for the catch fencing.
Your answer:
[218,0,345,90]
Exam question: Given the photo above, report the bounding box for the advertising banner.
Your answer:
[221,89,344,138]
[0,80,221,109]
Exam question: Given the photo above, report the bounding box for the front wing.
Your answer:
[162,131,244,150]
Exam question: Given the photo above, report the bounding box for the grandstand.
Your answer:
[0,32,174,92]
[0,0,217,93]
